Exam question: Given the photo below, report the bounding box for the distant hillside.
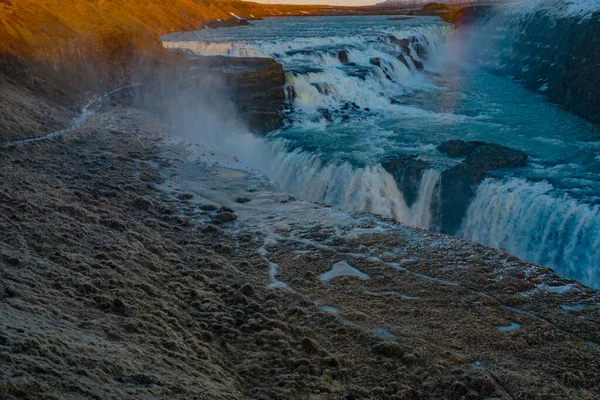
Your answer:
[0,0,338,89]
[0,0,272,75]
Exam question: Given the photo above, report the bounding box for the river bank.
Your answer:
[1,105,599,399]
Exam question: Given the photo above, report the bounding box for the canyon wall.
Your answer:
[500,10,600,124]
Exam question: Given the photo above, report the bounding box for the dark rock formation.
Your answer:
[338,50,350,65]
[389,35,425,71]
[397,54,410,70]
[381,154,430,207]
[311,82,335,96]
[437,140,527,233]
[410,36,428,59]
[411,57,424,70]
[369,57,381,67]
[389,35,411,55]
[136,54,286,135]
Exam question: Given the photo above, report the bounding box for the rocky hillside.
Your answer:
[0,0,334,142]
[0,0,284,86]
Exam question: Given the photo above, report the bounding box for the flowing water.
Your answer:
[163,14,600,288]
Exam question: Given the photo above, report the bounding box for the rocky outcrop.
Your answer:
[381,154,430,207]
[194,56,286,135]
[437,140,527,233]
[338,50,351,65]
[388,34,426,71]
[136,54,286,135]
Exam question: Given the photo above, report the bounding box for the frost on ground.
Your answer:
[0,108,599,399]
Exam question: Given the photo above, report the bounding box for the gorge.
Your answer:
[1,0,600,398]
[160,7,600,288]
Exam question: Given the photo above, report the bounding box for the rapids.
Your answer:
[163,11,600,288]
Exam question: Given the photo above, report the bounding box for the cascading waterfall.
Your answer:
[163,14,600,288]
[256,140,441,229]
[460,178,600,287]
[165,18,451,230]
[164,22,453,113]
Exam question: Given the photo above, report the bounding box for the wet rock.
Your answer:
[111,298,127,314]
[389,35,411,55]
[397,54,411,70]
[322,356,340,368]
[410,36,429,58]
[338,50,350,65]
[2,254,21,267]
[213,244,233,255]
[437,140,527,233]
[493,10,600,123]
[118,373,163,387]
[232,293,249,305]
[450,381,469,397]
[235,197,250,204]
[213,212,237,224]
[200,204,218,211]
[218,206,234,213]
[280,196,296,204]
[561,372,582,388]
[381,154,430,207]
[369,57,382,67]
[3,287,17,299]
[409,56,424,70]
[438,140,482,157]
[139,55,286,135]
[311,82,335,96]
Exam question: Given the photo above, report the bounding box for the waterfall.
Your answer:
[164,23,453,114]
[259,140,441,229]
[459,178,600,288]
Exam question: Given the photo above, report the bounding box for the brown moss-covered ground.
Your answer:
[0,107,598,399]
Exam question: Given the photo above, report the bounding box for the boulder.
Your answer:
[338,50,350,65]
[137,55,286,136]
[381,154,430,207]
[389,35,411,55]
[397,54,410,70]
[437,140,527,233]
[410,56,424,70]
[410,36,429,58]
[369,57,381,67]
[311,82,335,96]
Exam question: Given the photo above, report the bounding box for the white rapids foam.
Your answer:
[459,178,600,288]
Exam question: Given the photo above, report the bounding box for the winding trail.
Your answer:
[4,83,140,146]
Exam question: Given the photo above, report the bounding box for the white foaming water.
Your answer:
[165,23,452,112]
[164,15,600,288]
[208,131,441,229]
[460,178,600,288]
[261,141,441,228]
